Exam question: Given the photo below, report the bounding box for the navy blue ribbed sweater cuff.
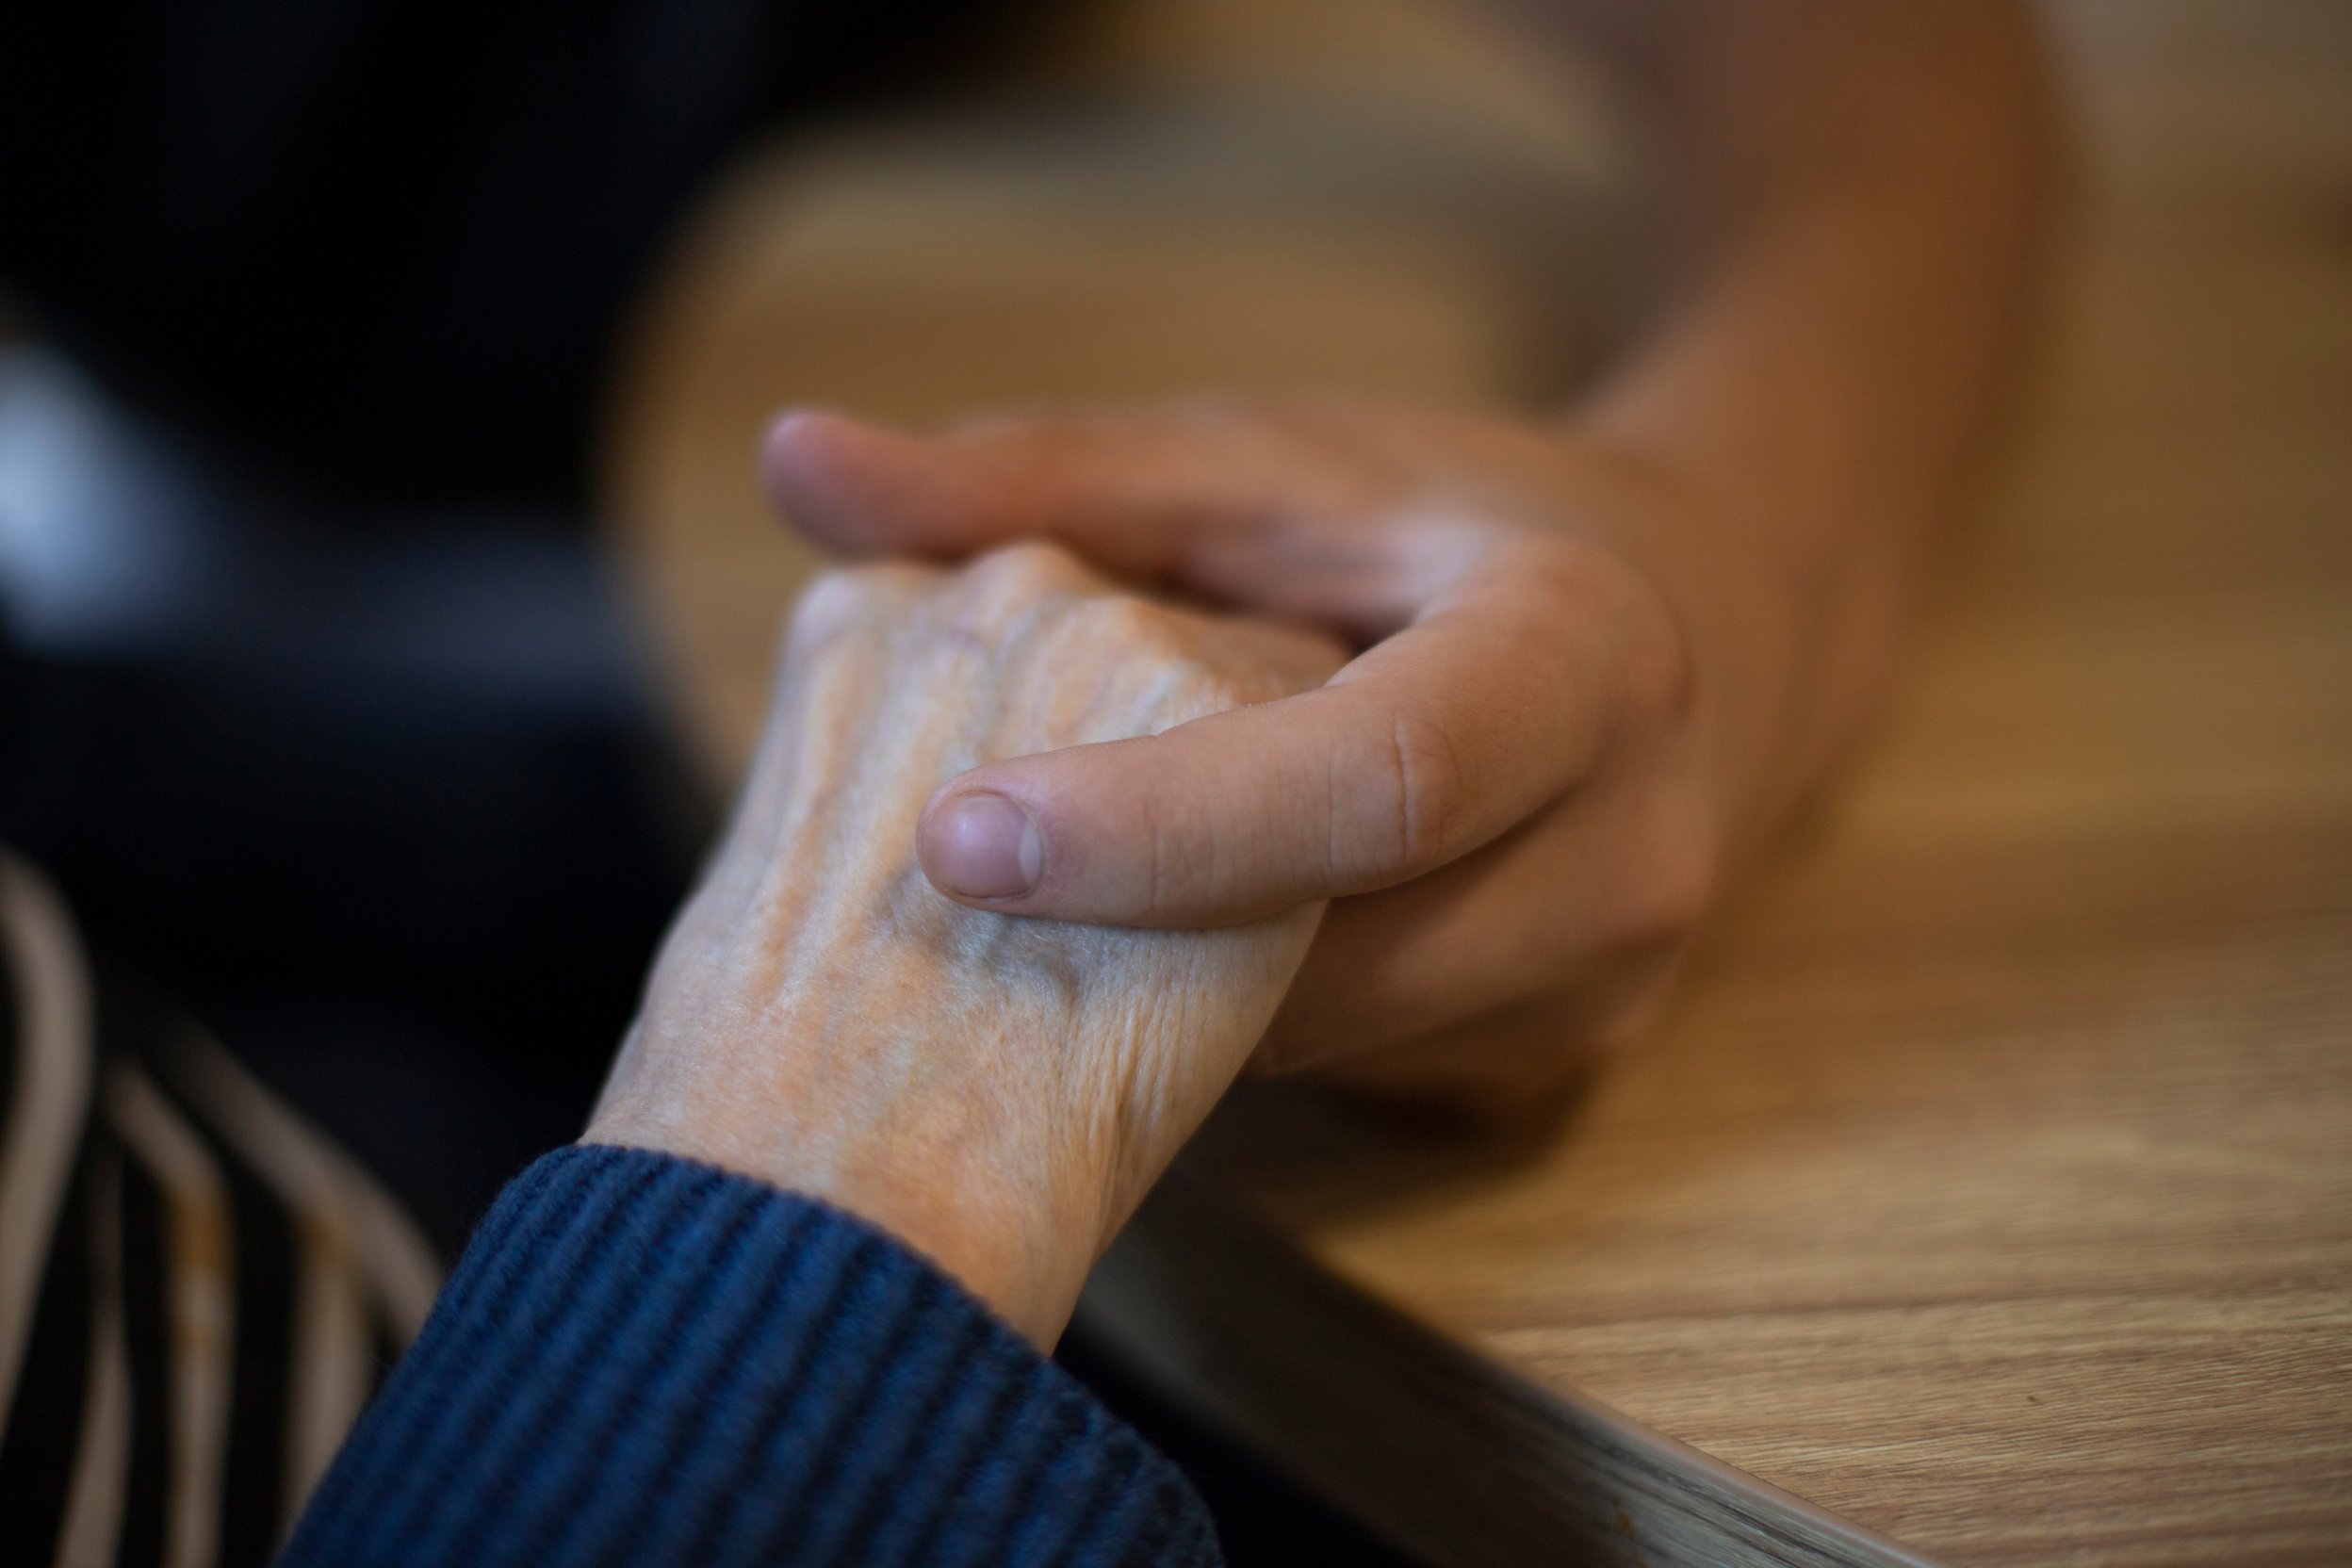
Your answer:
[279,1143,1218,1567]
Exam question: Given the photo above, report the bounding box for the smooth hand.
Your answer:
[587,545,1343,1345]
[750,0,2044,1109]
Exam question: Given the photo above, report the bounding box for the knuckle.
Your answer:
[1513,534,1696,725]
[1063,594,1189,662]
[1324,704,1471,889]
[1135,781,1204,918]
[944,543,1102,635]
[1174,661,1260,716]
[1373,706,1470,876]
[1060,596,1250,728]
[782,563,928,661]
[961,540,1094,600]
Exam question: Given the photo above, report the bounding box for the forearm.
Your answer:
[1535,0,2056,840]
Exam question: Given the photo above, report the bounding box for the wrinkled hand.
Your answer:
[587,544,1342,1344]
[763,404,1780,1111]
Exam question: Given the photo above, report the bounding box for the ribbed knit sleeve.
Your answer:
[278,1144,1220,1568]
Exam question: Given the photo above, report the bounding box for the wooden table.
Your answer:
[605,2,2352,1562]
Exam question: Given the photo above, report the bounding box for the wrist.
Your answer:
[584,1082,1107,1348]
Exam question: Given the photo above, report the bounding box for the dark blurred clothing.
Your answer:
[286,1145,1220,1568]
[0,0,1065,510]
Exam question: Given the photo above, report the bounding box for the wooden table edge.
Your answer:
[1079,1166,1946,1568]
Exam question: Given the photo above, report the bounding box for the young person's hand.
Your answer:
[753,0,2049,1113]
[587,544,1343,1345]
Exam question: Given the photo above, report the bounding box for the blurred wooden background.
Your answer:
[609,1,2352,1563]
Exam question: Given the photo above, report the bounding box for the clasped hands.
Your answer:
[592,402,1756,1346]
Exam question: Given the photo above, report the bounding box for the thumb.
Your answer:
[915,558,1614,924]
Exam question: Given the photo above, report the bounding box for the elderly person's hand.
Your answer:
[586,544,1343,1345]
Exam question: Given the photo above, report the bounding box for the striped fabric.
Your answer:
[0,854,442,1568]
[282,1146,1221,1567]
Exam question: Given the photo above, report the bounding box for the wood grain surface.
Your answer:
[605,1,2352,1562]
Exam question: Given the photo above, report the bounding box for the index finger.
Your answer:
[762,407,1425,638]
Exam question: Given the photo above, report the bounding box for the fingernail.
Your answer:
[761,408,823,461]
[927,792,1042,899]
